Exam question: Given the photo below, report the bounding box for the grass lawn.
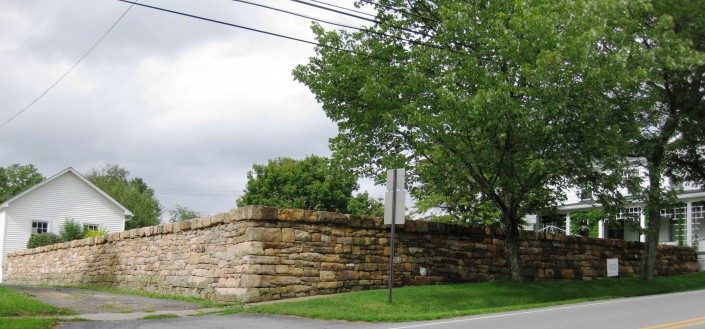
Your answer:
[0,286,73,317]
[249,272,705,322]
[0,318,59,329]
[0,285,74,329]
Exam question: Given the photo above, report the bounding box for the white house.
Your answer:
[527,175,705,268]
[0,167,133,282]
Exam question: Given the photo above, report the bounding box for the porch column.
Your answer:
[640,209,646,242]
[565,213,572,236]
[598,219,605,239]
[686,202,694,247]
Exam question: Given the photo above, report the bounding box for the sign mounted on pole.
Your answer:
[384,168,405,305]
[384,190,406,225]
[386,168,405,191]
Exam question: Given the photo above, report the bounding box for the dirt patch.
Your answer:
[8,286,200,314]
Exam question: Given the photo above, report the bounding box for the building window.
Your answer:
[661,205,686,242]
[607,220,624,240]
[84,224,99,231]
[31,221,49,234]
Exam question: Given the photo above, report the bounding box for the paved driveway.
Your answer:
[9,285,200,314]
[60,289,705,329]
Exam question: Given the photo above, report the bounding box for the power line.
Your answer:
[307,0,376,18]
[115,0,390,61]
[229,0,444,50]
[287,0,379,24]
[117,0,320,46]
[359,0,439,22]
[287,0,435,40]
[0,2,136,130]
[231,0,364,31]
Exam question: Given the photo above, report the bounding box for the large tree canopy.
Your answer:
[294,0,634,280]
[606,0,705,280]
[0,164,44,204]
[236,155,383,216]
[87,164,162,229]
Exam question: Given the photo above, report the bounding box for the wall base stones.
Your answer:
[4,206,698,303]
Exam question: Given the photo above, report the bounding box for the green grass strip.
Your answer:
[249,272,705,322]
[0,286,74,317]
[0,317,59,329]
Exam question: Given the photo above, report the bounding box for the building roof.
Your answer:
[0,167,133,218]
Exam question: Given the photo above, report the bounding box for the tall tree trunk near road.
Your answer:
[642,156,664,281]
[504,212,524,281]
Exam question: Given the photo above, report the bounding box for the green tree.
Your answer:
[87,164,162,229]
[236,155,383,216]
[169,204,200,222]
[346,192,384,217]
[0,164,44,203]
[608,0,705,281]
[294,0,633,280]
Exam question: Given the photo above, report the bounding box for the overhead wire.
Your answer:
[358,0,440,22]
[307,0,376,18]
[0,1,136,129]
[287,0,435,38]
[229,0,445,50]
[115,0,391,61]
[287,0,379,24]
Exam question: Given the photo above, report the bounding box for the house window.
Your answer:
[31,221,49,234]
[607,220,624,240]
[669,220,679,242]
[84,224,99,231]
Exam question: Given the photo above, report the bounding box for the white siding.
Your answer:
[0,209,6,282]
[3,172,126,255]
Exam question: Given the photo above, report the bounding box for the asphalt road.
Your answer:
[61,289,705,329]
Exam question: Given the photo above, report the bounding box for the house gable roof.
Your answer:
[0,167,133,219]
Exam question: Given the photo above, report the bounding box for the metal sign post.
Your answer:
[384,168,405,304]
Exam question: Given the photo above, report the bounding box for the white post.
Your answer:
[598,219,605,239]
[686,202,693,247]
[639,209,646,242]
[565,213,572,236]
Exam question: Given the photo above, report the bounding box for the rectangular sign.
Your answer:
[384,190,405,225]
[606,258,619,277]
[386,168,405,191]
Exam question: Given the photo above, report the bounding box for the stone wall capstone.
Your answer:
[3,206,698,303]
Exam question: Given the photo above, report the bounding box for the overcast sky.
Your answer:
[0,0,388,219]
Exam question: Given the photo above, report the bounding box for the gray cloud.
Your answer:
[0,0,385,218]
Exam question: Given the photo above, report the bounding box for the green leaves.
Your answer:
[87,164,162,230]
[297,0,630,221]
[0,164,44,204]
[236,155,383,216]
[168,205,199,222]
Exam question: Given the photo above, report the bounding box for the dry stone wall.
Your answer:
[4,206,698,303]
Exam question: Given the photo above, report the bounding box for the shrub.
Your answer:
[83,227,109,239]
[27,233,63,249]
[60,218,84,241]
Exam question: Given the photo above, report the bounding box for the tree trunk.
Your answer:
[642,157,663,281]
[503,211,524,281]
